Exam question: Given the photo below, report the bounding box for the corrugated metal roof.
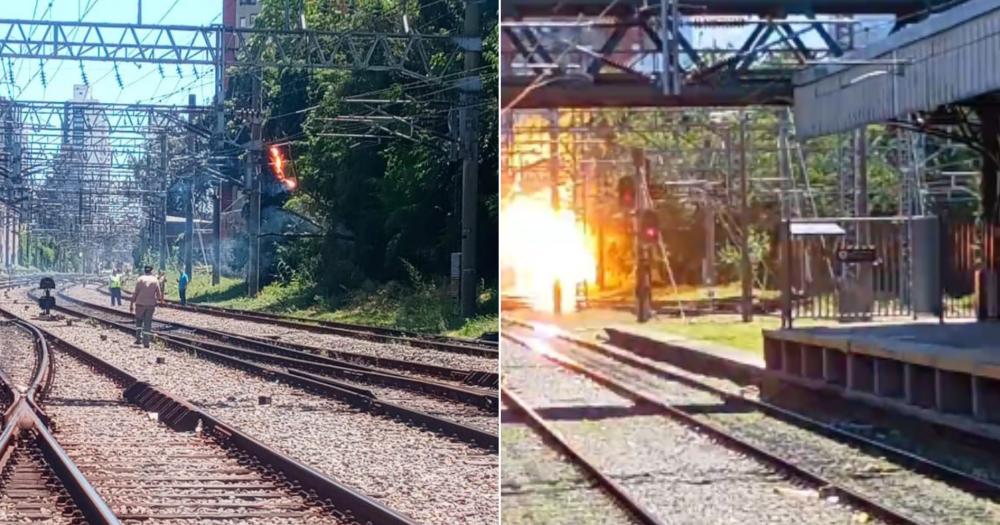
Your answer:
[793,0,1000,138]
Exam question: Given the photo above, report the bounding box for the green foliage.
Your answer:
[226,0,497,320]
[718,227,772,289]
[172,266,496,337]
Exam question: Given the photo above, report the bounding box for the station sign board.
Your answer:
[836,246,878,263]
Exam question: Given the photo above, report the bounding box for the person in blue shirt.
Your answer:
[178,270,190,305]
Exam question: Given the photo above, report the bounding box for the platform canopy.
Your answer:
[792,0,1000,138]
[789,222,846,236]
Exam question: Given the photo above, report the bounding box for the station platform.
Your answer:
[508,306,1000,440]
[764,321,1000,426]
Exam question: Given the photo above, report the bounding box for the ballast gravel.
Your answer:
[45,351,345,524]
[1,290,499,525]
[502,335,882,525]
[65,285,496,373]
[0,322,37,393]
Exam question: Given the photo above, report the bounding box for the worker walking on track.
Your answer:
[108,269,123,306]
[178,269,190,306]
[130,265,163,348]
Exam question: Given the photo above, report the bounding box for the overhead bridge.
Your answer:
[501,0,965,108]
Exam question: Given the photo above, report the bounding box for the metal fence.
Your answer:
[940,218,977,319]
[783,218,917,326]
[780,216,1000,327]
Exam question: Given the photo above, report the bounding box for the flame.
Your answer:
[501,191,596,313]
[269,146,284,176]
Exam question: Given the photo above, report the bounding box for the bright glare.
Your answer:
[284,178,298,190]
[501,191,596,313]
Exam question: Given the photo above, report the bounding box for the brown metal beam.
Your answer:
[502,76,791,108]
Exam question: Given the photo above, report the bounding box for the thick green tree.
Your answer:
[232,0,497,307]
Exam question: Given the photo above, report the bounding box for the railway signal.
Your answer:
[617,176,635,209]
[639,209,659,244]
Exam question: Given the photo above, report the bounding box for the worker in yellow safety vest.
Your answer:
[109,269,123,307]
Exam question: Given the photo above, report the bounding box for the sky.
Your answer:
[1,0,222,106]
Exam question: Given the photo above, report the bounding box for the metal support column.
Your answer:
[739,114,753,322]
[246,78,263,297]
[633,148,652,323]
[549,110,561,314]
[459,0,481,318]
[212,26,225,286]
[184,94,196,279]
[159,133,168,272]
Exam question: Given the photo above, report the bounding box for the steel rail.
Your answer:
[0,304,423,525]
[528,322,1000,501]
[105,285,498,356]
[59,287,497,393]
[0,311,121,524]
[502,328,929,525]
[40,290,497,450]
[501,386,666,525]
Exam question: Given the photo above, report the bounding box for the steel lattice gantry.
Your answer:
[0,98,214,270]
[0,16,482,306]
[0,19,467,79]
[500,0,966,108]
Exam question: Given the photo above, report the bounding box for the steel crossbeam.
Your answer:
[0,19,462,79]
[501,0,970,108]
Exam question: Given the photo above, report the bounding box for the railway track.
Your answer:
[503,323,1000,525]
[75,284,497,387]
[1,287,498,525]
[0,307,420,524]
[0,316,116,524]
[49,286,497,443]
[99,283,497,357]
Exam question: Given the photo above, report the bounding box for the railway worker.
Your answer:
[108,269,123,307]
[177,269,190,306]
[130,265,163,348]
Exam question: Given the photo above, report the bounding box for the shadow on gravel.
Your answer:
[501,403,660,423]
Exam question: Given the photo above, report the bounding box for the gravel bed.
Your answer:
[502,411,639,525]
[65,285,496,373]
[57,287,497,434]
[538,332,1000,525]
[2,291,498,525]
[502,336,877,525]
[0,440,79,524]
[45,350,344,524]
[0,322,37,392]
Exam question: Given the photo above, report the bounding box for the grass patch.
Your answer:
[647,315,834,353]
[592,282,779,302]
[145,266,497,338]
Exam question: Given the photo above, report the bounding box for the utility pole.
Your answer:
[137,0,142,24]
[633,148,652,323]
[458,0,481,318]
[549,110,561,314]
[739,114,753,322]
[184,94,196,279]
[213,183,221,285]
[212,32,226,287]
[159,133,168,272]
[246,79,263,297]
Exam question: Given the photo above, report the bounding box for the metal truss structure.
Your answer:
[0,97,214,269]
[0,12,481,303]
[500,0,964,108]
[0,20,465,80]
